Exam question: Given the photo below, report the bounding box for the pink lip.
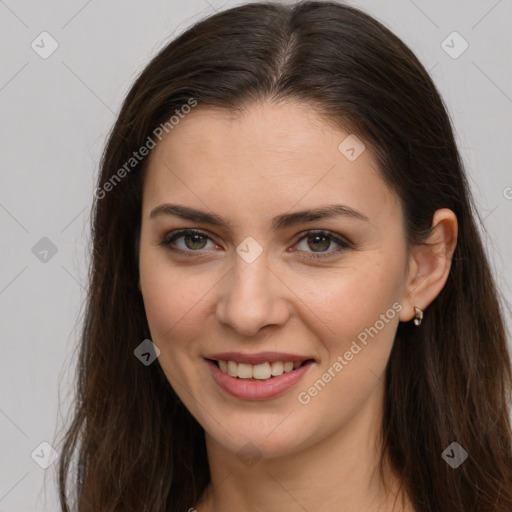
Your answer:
[205,359,315,401]
[204,351,314,365]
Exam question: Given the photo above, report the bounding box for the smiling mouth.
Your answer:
[207,358,314,380]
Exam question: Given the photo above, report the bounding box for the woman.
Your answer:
[56,1,512,511]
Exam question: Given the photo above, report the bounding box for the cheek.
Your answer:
[291,253,404,402]
[292,275,401,425]
[138,249,209,391]
[139,244,191,340]
[139,243,221,357]
[139,262,177,337]
[296,257,403,344]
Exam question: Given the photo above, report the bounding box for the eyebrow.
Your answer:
[149,203,369,231]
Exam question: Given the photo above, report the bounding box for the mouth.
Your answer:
[204,354,316,401]
[207,358,315,380]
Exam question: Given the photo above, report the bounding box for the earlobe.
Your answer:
[399,208,458,323]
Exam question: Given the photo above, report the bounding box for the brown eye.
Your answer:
[294,230,351,259]
[182,233,208,250]
[158,228,351,259]
[159,229,216,254]
[305,234,332,252]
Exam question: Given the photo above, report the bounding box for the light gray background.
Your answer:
[1,1,511,510]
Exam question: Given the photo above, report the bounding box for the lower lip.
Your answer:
[205,359,314,401]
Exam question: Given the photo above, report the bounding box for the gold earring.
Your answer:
[413,306,423,326]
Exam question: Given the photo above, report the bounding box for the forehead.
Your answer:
[142,101,400,226]
[149,101,357,171]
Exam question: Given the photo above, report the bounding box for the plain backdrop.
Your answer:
[1,1,511,510]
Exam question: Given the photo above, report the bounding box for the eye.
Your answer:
[292,230,352,259]
[158,229,217,254]
[157,228,352,259]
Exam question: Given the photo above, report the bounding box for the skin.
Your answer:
[138,101,458,512]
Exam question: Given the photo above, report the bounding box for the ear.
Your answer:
[399,208,458,323]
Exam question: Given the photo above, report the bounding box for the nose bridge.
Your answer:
[216,249,288,336]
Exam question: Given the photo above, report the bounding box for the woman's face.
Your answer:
[138,101,411,458]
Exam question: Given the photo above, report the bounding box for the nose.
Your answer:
[215,252,291,337]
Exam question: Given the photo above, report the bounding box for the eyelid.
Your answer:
[158,228,352,258]
[292,229,352,247]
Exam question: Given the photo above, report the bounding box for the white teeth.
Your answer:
[227,360,238,377]
[253,362,271,380]
[237,363,253,379]
[270,361,283,376]
[217,359,307,379]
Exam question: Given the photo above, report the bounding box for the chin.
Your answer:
[202,411,320,460]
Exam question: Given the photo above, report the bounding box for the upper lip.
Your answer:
[204,351,315,365]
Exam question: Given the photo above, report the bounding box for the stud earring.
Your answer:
[413,306,423,326]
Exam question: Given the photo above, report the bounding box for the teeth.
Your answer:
[217,359,307,379]
[253,362,271,380]
[283,361,294,372]
[227,361,238,377]
[270,361,283,376]
[237,363,253,379]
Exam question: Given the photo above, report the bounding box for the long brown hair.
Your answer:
[55,1,512,510]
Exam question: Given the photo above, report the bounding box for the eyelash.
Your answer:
[157,229,352,260]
